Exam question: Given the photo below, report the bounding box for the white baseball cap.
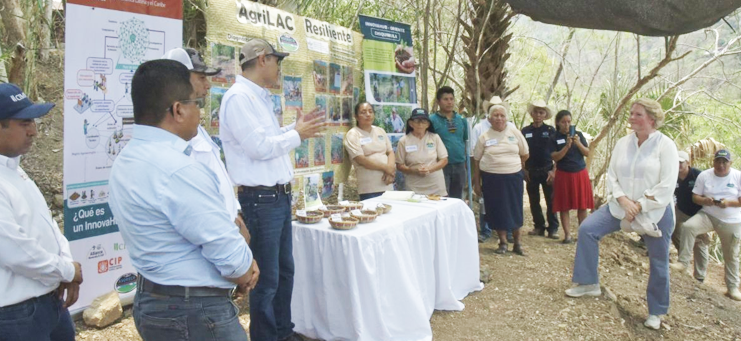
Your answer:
[677,151,689,163]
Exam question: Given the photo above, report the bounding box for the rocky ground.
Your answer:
[22,53,741,341]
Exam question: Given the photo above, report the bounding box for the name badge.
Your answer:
[360,137,372,145]
[405,145,418,152]
[557,139,566,145]
[525,133,533,138]
[485,139,498,147]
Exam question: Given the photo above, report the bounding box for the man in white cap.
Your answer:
[672,149,741,301]
[670,150,709,282]
[0,83,83,340]
[219,38,324,341]
[162,47,250,245]
[522,100,559,239]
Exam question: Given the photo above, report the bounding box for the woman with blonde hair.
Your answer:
[566,98,678,330]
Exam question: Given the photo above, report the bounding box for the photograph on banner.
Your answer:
[353,87,360,106]
[295,139,310,168]
[313,135,326,166]
[284,75,303,108]
[388,133,407,190]
[341,97,352,124]
[271,94,283,126]
[313,60,328,92]
[329,63,342,94]
[210,87,228,127]
[368,72,416,104]
[315,95,327,121]
[211,43,236,84]
[326,96,341,125]
[322,171,334,199]
[291,177,301,207]
[304,174,322,210]
[341,65,353,95]
[331,133,344,164]
[359,15,415,75]
[374,105,413,133]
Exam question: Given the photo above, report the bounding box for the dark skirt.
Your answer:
[553,169,594,212]
[482,170,524,231]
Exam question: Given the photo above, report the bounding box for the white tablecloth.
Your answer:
[291,198,483,341]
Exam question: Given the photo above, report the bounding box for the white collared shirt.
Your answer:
[219,75,300,186]
[0,155,76,307]
[190,126,239,221]
[607,131,679,224]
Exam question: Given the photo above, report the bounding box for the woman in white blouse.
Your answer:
[565,99,679,330]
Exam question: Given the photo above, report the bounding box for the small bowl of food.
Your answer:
[377,203,392,214]
[350,210,379,224]
[296,211,323,224]
[329,217,359,230]
[319,205,347,217]
[426,194,442,201]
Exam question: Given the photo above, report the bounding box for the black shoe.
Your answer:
[478,234,490,243]
[281,333,304,341]
[495,243,508,254]
[547,231,559,239]
[561,237,574,244]
[512,244,526,256]
[528,228,545,236]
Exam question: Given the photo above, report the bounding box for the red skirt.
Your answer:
[553,168,594,212]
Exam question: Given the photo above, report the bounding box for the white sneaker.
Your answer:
[644,315,661,330]
[565,284,601,297]
[727,287,741,301]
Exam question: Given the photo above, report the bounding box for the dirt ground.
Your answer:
[22,53,741,341]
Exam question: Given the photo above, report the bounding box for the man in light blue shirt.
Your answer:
[108,60,257,341]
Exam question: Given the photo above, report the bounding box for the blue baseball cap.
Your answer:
[0,83,55,120]
[715,149,732,161]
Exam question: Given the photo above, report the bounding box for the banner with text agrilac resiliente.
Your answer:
[206,0,363,208]
[62,0,182,314]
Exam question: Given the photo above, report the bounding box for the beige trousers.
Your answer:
[672,208,711,280]
[678,211,741,289]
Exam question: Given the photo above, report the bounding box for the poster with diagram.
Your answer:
[62,0,183,314]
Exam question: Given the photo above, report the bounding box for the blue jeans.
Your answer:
[572,204,673,315]
[0,291,75,341]
[133,291,247,341]
[239,189,294,341]
[443,163,466,199]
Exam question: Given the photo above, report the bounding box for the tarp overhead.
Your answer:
[506,0,741,36]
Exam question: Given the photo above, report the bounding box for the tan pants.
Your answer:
[678,211,741,289]
[672,208,711,280]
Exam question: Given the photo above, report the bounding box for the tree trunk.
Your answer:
[0,0,28,86]
[545,27,575,104]
[39,0,53,61]
[421,0,431,109]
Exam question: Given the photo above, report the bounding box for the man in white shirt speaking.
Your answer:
[673,149,741,301]
[219,38,325,341]
[0,83,84,341]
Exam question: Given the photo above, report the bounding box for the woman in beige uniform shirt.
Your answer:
[473,104,529,255]
[344,102,395,200]
[395,108,448,196]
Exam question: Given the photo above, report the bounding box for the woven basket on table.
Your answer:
[340,201,364,210]
[350,210,378,224]
[329,217,359,230]
[376,204,392,214]
[319,205,347,218]
[296,211,323,224]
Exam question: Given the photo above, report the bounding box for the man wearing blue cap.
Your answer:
[674,149,741,301]
[0,83,84,341]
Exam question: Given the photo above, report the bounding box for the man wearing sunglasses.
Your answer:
[219,38,325,341]
[163,48,251,247]
[108,60,258,341]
